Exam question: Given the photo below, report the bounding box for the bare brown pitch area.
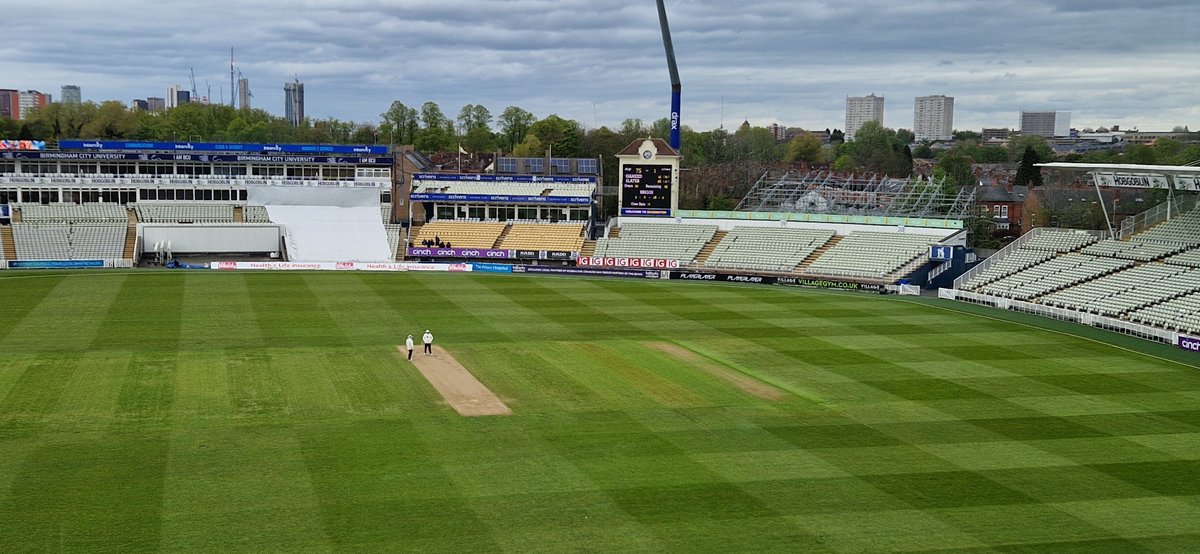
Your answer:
[402,345,512,416]
[648,342,788,401]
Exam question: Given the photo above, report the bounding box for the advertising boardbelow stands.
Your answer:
[209,261,472,272]
[406,248,576,261]
[1180,336,1200,353]
[774,276,884,292]
[667,271,885,292]
[408,247,511,259]
[513,265,661,279]
[577,256,680,269]
[469,263,513,273]
[7,259,106,269]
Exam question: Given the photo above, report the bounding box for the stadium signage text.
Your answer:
[1,151,392,165]
[413,173,597,185]
[1180,336,1200,353]
[208,261,473,272]
[59,140,389,155]
[577,256,680,269]
[409,193,591,205]
[8,259,105,269]
[407,247,510,259]
[513,265,660,279]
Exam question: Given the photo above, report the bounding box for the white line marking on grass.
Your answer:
[896,298,1200,371]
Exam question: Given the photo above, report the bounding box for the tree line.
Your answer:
[4,98,1197,214]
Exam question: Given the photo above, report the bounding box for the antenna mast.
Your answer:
[230,47,236,107]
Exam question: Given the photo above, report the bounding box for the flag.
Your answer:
[458,144,468,155]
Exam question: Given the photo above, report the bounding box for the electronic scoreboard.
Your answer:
[620,164,673,216]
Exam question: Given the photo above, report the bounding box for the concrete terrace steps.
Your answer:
[580,240,596,257]
[233,206,244,223]
[694,230,727,264]
[798,234,842,269]
[492,225,512,249]
[1,226,15,259]
[123,224,137,259]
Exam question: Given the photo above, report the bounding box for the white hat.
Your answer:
[425,330,430,332]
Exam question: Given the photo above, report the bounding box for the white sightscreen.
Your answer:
[247,186,391,262]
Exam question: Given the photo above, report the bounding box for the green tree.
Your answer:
[1007,134,1053,163]
[1123,144,1157,165]
[80,101,138,138]
[1013,145,1044,188]
[511,134,544,157]
[456,104,492,134]
[785,132,823,164]
[953,130,982,142]
[828,129,844,144]
[529,114,582,157]
[380,101,418,145]
[497,106,535,152]
[895,128,915,144]
[933,151,976,193]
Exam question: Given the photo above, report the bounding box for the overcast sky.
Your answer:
[4,0,1198,134]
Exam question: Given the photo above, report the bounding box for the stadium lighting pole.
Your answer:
[656,0,681,150]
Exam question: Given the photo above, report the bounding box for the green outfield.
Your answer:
[1,270,1199,552]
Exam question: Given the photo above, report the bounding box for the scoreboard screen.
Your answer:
[621,164,673,216]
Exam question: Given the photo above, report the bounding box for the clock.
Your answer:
[641,149,653,159]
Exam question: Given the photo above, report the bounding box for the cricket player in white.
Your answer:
[405,334,415,360]
[422,330,433,355]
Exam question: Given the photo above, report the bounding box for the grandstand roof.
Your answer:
[1039,162,1200,176]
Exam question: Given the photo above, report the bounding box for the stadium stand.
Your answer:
[593,222,717,262]
[1130,290,1200,335]
[135,203,235,223]
[1133,205,1200,246]
[1040,262,1200,316]
[704,226,835,273]
[384,224,403,259]
[959,228,1098,290]
[498,223,585,253]
[243,206,271,223]
[412,221,506,249]
[380,202,392,223]
[13,222,126,259]
[1167,249,1200,268]
[1081,238,1186,261]
[805,231,945,279]
[975,252,1133,300]
[14,202,127,223]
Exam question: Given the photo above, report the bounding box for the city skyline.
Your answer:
[2,1,1198,133]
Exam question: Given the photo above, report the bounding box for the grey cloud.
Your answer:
[1,0,1197,133]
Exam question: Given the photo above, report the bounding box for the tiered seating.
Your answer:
[1130,291,1200,335]
[806,231,944,279]
[15,203,127,223]
[1082,239,1185,261]
[976,253,1132,300]
[705,227,834,273]
[380,203,392,223]
[135,203,235,223]
[1022,228,1098,252]
[411,221,506,249]
[593,222,717,262]
[499,223,585,252]
[1041,263,1200,316]
[243,206,271,223]
[384,224,403,258]
[960,229,1098,290]
[13,223,125,259]
[1135,206,1200,246]
[1167,249,1200,268]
